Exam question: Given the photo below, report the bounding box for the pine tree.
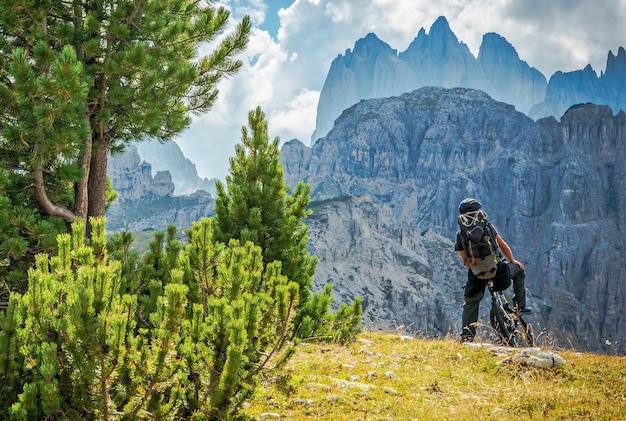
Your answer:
[212,107,362,341]
[1,217,300,419]
[213,107,317,316]
[177,219,299,418]
[0,0,250,221]
[0,1,251,288]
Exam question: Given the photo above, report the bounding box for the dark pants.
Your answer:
[461,261,510,340]
[508,262,527,309]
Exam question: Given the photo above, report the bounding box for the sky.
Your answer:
[172,0,626,181]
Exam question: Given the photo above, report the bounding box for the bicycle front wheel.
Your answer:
[489,307,515,346]
[490,308,534,347]
[511,316,534,347]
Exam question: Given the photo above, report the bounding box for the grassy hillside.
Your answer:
[243,331,626,420]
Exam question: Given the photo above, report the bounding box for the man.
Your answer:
[454,198,532,342]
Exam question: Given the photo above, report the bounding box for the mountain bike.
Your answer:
[487,281,534,347]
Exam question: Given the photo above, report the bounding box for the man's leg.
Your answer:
[492,261,511,291]
[507,262,528,310]
[461,278,484,341]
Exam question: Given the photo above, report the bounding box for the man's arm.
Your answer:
[496,234,524,269]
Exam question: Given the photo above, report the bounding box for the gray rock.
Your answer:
[465,343,566,368]
[108,145,175,199]
[529,47,626,120]
[136,141,216,196]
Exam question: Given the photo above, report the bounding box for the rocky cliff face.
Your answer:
[108,145,176,199]
[313,16,625,143]
[283,87,625,353]
[106,145,214,233]
[304,195,465,335]
[528,105,625,352]
[136,141,216,196]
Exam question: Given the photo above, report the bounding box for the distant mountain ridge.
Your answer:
[135,141,217,196]
[106,144,215,233]
[312,16,625,142]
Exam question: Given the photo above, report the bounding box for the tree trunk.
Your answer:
[74,128,92,219]
[88,139,109,219]
[32,144,76,223]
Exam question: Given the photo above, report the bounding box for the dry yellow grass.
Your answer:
[242,331,626,420]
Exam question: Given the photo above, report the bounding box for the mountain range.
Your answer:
[312,16,626,142]
[106,144,215,233]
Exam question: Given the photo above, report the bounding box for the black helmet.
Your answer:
[459,198,482,214]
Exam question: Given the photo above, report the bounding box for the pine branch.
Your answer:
[32,156,75,223]
[251,292,296,378]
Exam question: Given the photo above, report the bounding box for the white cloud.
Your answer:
[269,89,320,141]
[174,0,625,180]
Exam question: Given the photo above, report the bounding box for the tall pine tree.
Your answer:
[0,0,250,222]
[213,107,317,314]
[212,107,362,341]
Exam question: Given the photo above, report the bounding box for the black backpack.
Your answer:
[458,211,500,279]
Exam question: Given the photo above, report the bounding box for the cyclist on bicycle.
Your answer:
[454,198,532,342]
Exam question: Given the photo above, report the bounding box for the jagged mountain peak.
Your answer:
[479,32,520,62]
[345,32,397,63]
[606,46,626,75]
[312,28,417,143]
[428,15,457,40]
[401,15,467,58]
[549,63,598,81]
[404,16,455,44]
[397,17,483,92]
[582,63,597,74]
[355,32,388,48]
[477,32,546,112]
[608,45,626,60]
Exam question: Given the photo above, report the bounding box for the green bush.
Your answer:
[0,217,298,420]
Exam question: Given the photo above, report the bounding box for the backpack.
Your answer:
[458,211,500,279]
